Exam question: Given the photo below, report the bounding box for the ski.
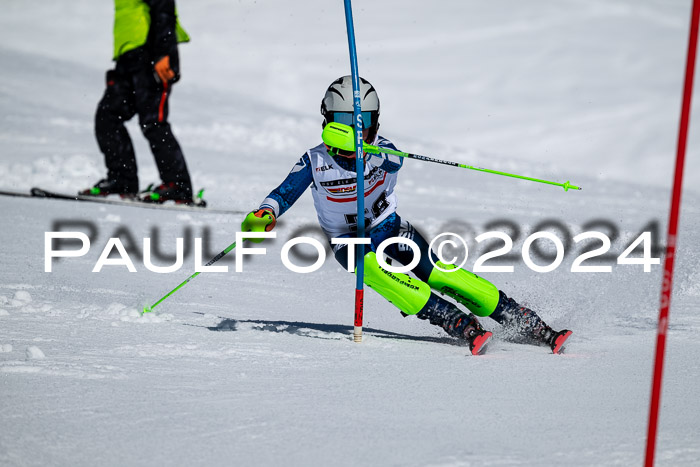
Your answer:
[0,187,243,215]
[551,330,572,354]
[470,331,493,355]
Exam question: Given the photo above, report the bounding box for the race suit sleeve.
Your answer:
[259,153,313,218]
[368,137,403,174]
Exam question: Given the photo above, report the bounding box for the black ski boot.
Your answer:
[416,294,492,355]
[491,292,572,354]
[138,182,194,205]
[79,178,138,198]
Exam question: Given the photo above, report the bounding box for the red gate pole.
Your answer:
[644,1,700,465]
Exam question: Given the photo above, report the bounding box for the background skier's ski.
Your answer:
[0,187,241,214]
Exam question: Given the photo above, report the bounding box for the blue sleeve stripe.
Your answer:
[261,153,313,217]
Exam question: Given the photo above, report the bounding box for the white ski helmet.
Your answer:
[320,76,380,137]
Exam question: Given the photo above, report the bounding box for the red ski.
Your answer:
[551,330,573,354]
[470,331,493,356]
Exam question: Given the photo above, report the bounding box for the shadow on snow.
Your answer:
[205,317,463,346]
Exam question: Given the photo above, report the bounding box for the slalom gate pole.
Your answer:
[343,0,366,343]
[321,122,582,192]
[645,0,699,465]
[142,241,237,314]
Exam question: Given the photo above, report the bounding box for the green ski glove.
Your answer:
[241,208,276,243]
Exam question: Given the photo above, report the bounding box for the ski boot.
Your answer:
[79,178,138,198]
[417,295,492,355]
[491,292,571,354]
[138,182,197,205]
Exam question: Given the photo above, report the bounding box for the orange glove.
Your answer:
[154,56,175,83]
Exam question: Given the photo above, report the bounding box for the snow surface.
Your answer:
[1,0,700,466]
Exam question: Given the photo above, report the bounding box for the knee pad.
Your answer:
[427,261,500,317]
[361,252,431,316]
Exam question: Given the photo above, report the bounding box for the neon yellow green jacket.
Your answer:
[113,0,190,60]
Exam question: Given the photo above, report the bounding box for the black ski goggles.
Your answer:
[329,111,377,128]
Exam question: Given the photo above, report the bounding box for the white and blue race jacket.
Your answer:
[260,136,404,238]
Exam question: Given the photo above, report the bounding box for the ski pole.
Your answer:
[343,0,366,344]
[142,241,237,314]
[322,122,582,192]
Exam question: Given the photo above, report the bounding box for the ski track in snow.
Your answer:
[1,0,700,466]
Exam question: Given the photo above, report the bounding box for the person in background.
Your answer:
[81,0,195,204]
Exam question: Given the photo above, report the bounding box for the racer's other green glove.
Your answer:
[241,208,277,243]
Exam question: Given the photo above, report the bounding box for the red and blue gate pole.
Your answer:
[343,0,366,342]
[645,0,699,464]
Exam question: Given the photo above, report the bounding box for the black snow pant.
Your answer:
[95,47,192,194]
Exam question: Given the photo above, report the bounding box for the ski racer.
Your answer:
[241,76,572,355]
[81,0,196,204]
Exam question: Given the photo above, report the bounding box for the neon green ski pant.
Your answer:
[361,253,500,317]
[426,261,500,317]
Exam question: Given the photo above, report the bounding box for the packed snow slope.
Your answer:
[1,1,699,466]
